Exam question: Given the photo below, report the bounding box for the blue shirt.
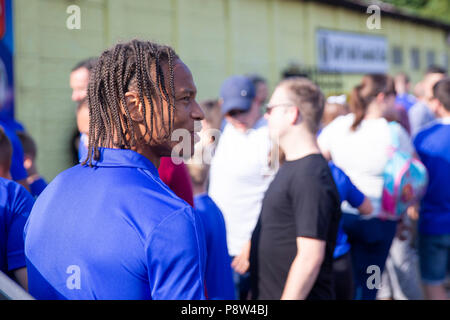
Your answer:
[329,162,365,258]
[194,194,235,300]
[29,177,47,198]
[0,120,28,182]
[24,148,207,300]
[413,119,450,235]
[0,177,34,273]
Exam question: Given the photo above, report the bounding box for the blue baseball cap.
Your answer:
[220,76,256,115]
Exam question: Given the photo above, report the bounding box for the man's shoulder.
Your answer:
[0,177,32,208]
[414,120,444,141]
[414,121,450,150]
[282,155,335,190]
[286,154,328,174]
[41,164,190,216]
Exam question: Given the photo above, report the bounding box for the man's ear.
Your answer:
[125,92,144,122]
[290,106,301,125]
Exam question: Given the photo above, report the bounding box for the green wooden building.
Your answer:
[10,0,450,180]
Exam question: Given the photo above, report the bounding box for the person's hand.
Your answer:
[231,241,251,275]
[407,205,419,221]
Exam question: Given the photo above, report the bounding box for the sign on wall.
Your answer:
[317,29,388,73]
[0,0,15,120]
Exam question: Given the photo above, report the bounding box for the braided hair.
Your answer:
[83,39,179,166]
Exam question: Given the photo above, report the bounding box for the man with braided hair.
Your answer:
[24,40,206,300]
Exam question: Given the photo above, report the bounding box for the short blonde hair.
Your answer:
[279,77,325,134]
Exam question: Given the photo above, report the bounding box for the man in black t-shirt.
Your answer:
[250,77,341,300]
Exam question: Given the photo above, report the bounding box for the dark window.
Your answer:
[392,47,403,66]
[411,48,420,70]
[441,53,448,71]
[427,50,435,68]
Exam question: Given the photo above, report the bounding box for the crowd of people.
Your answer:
[0,39,449,300]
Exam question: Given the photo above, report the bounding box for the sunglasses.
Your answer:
[264,102,295,115]
[227,109,250,117]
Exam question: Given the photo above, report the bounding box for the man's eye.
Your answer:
[181,96,190,102]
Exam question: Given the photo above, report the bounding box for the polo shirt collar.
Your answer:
[439,117,450,125]
[81,147,159,176]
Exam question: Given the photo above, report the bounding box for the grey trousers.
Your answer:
[377,218,424,300]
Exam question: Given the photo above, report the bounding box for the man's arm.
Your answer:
[231,240,251,275]
[280,237,325,300]
[357,197,373,215]
[146,207,206,300]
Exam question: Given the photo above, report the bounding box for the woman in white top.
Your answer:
[318,74,413,300]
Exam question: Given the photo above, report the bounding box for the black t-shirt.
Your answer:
[251,154,341,300]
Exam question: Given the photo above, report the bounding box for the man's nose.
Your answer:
[192,100,205,121]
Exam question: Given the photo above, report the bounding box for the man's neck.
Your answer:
[134,145,161,169]
[438,113,450,123]
[280,128,321,162]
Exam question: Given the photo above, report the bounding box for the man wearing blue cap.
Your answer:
[209,75,273,300]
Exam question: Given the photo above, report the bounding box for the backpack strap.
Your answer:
[388,121,400,152]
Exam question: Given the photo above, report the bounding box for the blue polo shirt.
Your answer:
[24,148,207,300]
[329,162,365,259]
[0,177,34,273]
[194,194,235,300]
[413,119,450,235]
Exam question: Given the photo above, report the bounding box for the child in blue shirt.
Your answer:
[16,131,47,197]
[413,78,450,300]
[186,99,235,300]
[0,120,28,185]
[0,128,34,290]
[194,193,235,300]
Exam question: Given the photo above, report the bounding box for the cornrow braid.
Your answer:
[83,40,179,167]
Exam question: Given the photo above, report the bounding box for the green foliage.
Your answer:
[376,0,450,24]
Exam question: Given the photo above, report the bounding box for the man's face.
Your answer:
[224,107,253,132]
[143,59,204,158]
[70,67,90,102]
[265,86,293,141]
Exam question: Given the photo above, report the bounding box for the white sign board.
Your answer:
[317,29,388,73]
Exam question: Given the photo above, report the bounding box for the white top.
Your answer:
[318,114,413,217]
[209,118,273,256]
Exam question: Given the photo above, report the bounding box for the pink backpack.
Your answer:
[380,122,428,220]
